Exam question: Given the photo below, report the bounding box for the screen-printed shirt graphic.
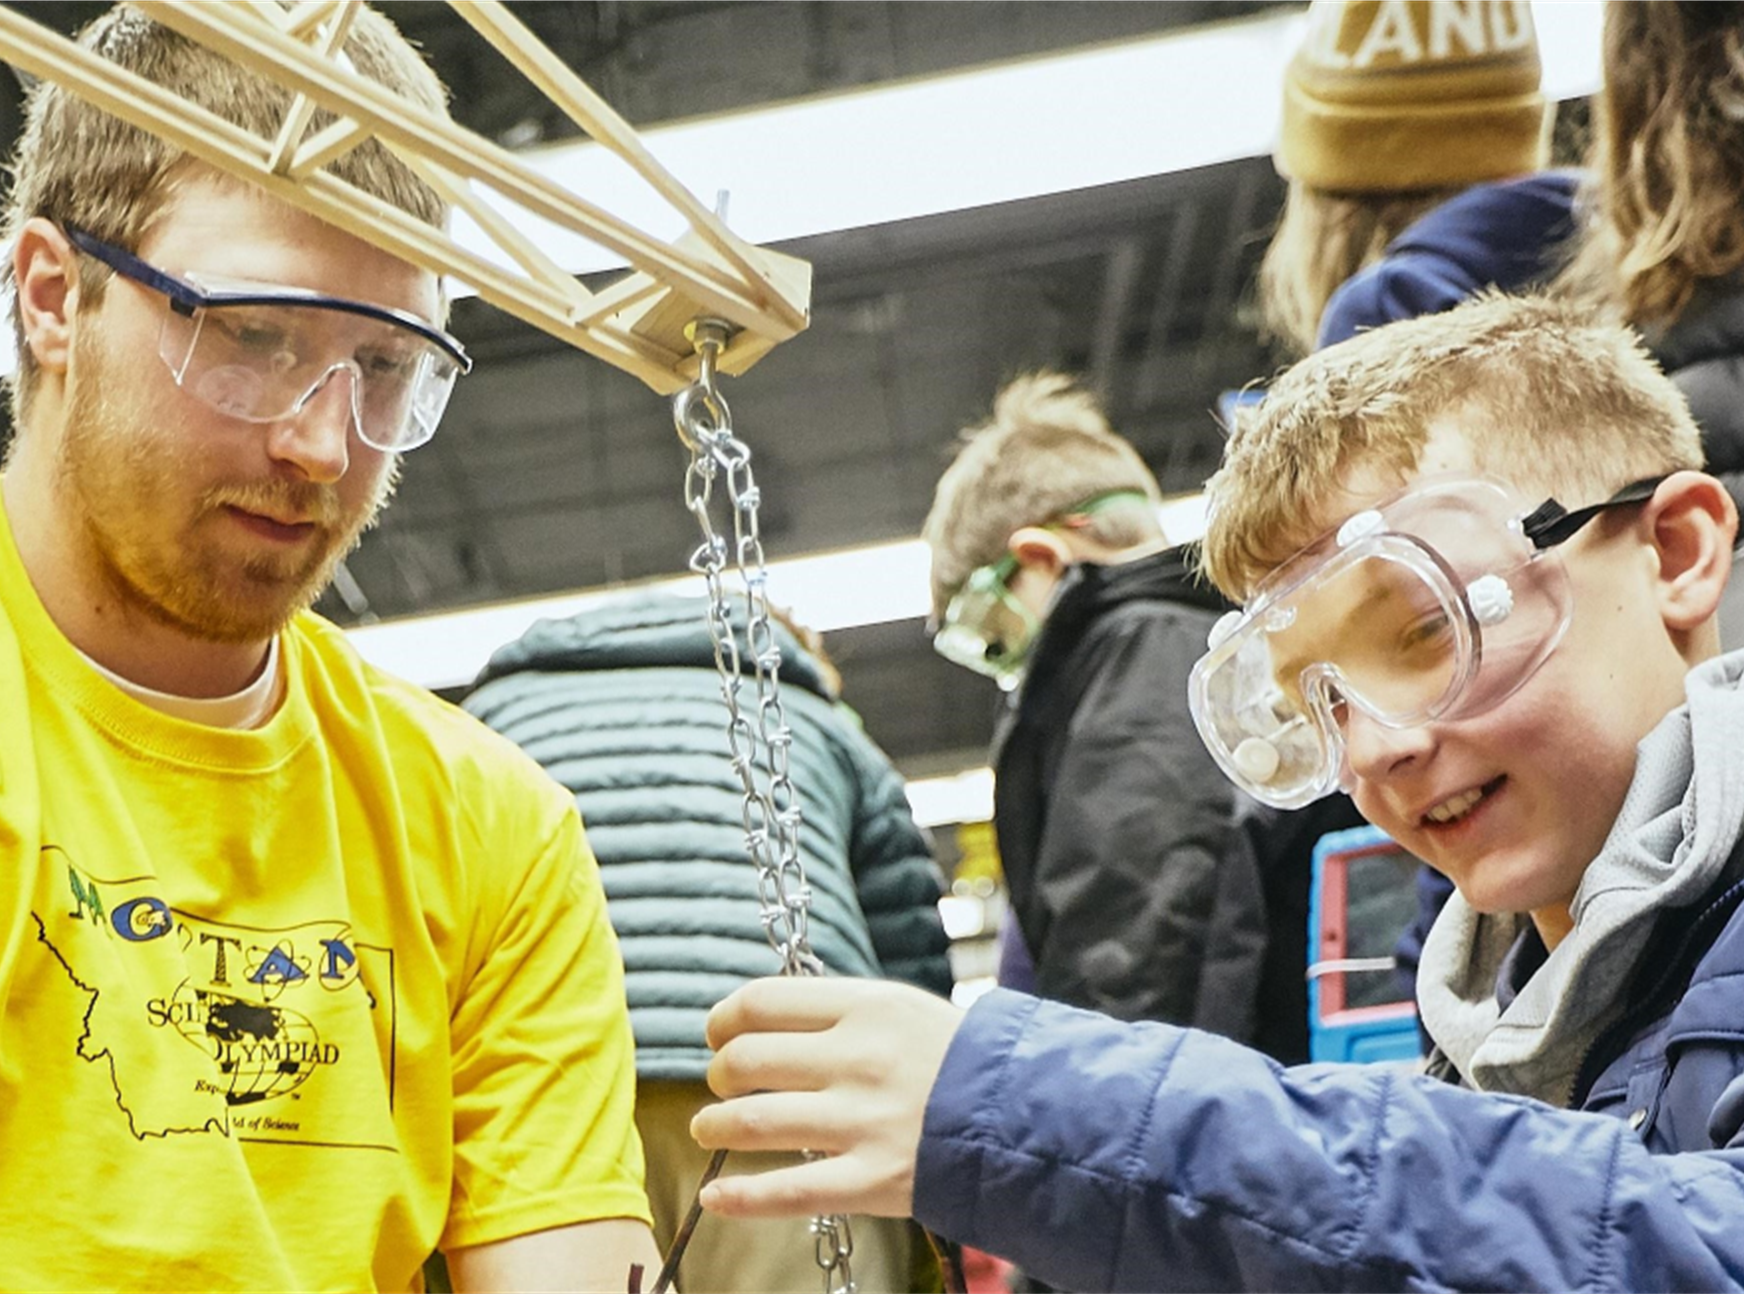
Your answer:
[40,848,397,1148]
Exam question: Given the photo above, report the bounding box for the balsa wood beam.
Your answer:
[267,0,358,176]
[0,0,811,391]
[448,0,795,327]
[138,1,809,340]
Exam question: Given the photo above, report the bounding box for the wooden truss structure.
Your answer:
[0,0,812,392]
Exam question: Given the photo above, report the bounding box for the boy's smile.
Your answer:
[1332,421,1696,944]
[1420,779,1495,824]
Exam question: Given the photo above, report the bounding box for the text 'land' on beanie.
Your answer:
[1277,0,1548,193]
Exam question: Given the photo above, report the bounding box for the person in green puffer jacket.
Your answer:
[464,589,953,1293]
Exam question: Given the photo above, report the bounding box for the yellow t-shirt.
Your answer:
[0,503,650,1290]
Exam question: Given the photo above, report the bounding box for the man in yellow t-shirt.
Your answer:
[0,5,657,1289]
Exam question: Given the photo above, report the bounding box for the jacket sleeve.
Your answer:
[914,990,1744,1293]
[840,717,955,998]
[1027,617,1260,1034]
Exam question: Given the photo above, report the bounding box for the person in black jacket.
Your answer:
[923,373,1269,1044]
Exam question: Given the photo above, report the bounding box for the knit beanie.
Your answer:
[1277,0,1548,193]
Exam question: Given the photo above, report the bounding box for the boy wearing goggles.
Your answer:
[693,294,1744,1290]
[0,5,656,1289]
[921,374,1270,1046]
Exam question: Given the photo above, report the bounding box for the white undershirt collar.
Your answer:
[76,637,283,730]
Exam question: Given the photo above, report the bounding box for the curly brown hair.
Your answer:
[1560,2,1744,326]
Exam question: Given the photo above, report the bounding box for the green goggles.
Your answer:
[931,489,1154,688]
[932,554,1041,690]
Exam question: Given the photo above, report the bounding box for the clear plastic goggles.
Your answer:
[1188,474,1663,808]
[66,225,470,453]
[932,554,1041,690]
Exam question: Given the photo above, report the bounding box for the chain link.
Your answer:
[671,320,854,1294]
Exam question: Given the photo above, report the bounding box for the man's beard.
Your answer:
[58,331,398,645]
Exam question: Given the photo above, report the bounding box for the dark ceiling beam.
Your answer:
[1128,198,1201,417]
[1086,235,1144,403]
[1189,160,1271,393]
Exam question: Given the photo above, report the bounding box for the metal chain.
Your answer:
[668,319,855,1294]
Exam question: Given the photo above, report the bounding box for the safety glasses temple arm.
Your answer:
[62,223,471,373]
[186,286,473,371]
[63,223,205,315]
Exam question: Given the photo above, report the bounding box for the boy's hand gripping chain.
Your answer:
[655,320,855,1294]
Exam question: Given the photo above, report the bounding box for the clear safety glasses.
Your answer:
[932,554,1040,690]
[1188,474,1663,808]
[65,225,471,453]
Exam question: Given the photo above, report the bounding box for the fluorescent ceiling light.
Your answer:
[455,2,1604,279]
[348,537,934,690]
[1158,494,1210,548]
[349,498,1211,691]
[1534,1,1607,103]
[905,766,995,830]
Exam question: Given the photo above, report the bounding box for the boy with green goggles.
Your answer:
[930,490,1152,689]
[916,372,1269,1082]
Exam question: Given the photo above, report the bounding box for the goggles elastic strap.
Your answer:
[1050,488,1152,528]
[1521,476,1666,549]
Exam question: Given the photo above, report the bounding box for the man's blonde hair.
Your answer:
[1203,292,1703,599]
[2,3,450,424]
[922,372,1163,620]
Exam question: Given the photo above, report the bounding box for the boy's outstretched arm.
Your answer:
[696,984,1744,1293]
[692,978,964,1218]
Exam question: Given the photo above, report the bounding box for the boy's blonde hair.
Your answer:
[2,3,450,424]
[1203,293,1704,599]
[923,372,1163,621]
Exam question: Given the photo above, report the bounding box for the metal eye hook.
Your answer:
[671,317,737,449]
[671,381,730,450]
[690,317,729,387]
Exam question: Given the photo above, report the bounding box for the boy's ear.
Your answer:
[13,218,80,377]
[1008,526,1072,575]
[1643,471,1737,632]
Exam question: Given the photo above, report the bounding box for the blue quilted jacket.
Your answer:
[914,658,1744,1292]
[917,922,1744,1293]
[465,591,953,1080]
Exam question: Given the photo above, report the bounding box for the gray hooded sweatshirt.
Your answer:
[1418,650,1744,1104]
